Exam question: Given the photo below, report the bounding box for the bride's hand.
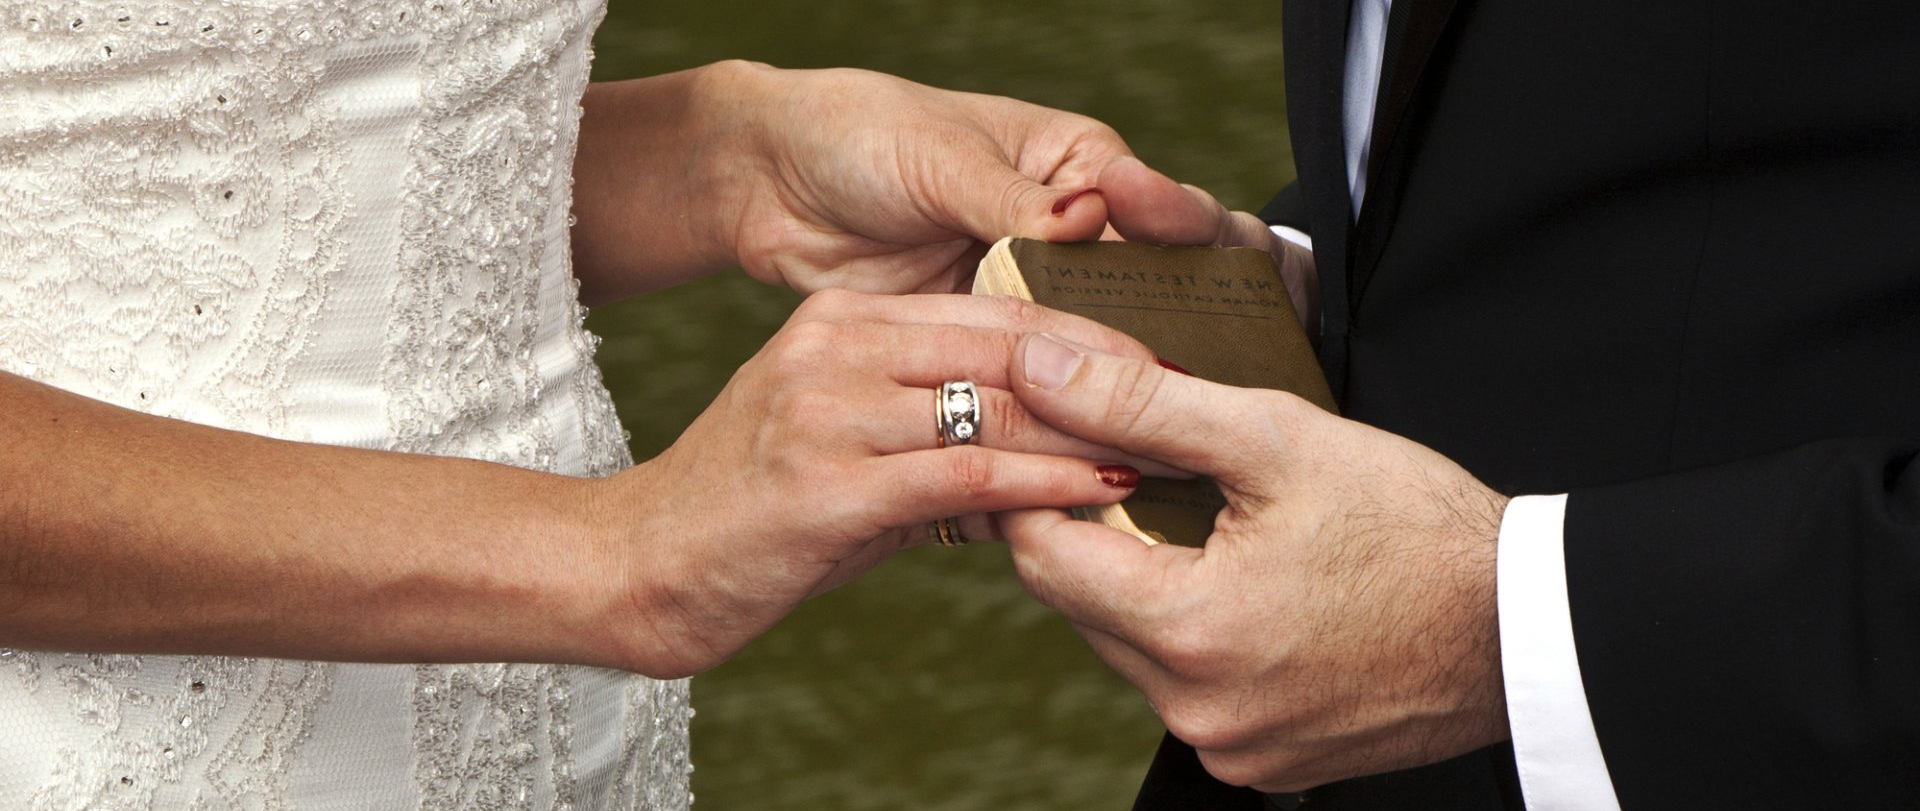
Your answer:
[573,61,1131,301]
[1095,155,1320,334]
[719,64,1127,294]
[584,290,1161,678]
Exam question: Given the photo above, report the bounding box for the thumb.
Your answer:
[1012,332,1305,479]
[937,158,1111,244]
[1001,507,1197,641]
[1099,156,1277,249]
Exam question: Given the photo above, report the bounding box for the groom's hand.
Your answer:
[998,333,1511,792]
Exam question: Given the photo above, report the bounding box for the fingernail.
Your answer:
[1023,333,1083,389]
[1155,357,1193,376]
[1051,187,1102,216]
[1097,465,1141,488]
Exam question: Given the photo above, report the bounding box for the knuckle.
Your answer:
[1195,751,1282,790]
[1227,210,1278,250]
[977,294,1046,333]
[942,447,999,500]
[1104,359,1167,437]
[986,389,1037,448]
[997,295,1046,327]
[766,320,843,374]
[1035,463,1088,505]
[1149,619,1232,681]
[1162,701,1254,754]
[794,287,861,320]
[1087,120,1125,146]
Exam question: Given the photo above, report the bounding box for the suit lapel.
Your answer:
[1283,0,1357,399]
[1350,0,1466,312]
[1367,0,1464,193]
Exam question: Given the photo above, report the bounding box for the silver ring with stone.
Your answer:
[936,380,980,448]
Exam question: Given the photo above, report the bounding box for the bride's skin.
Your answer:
[570,61,1128,300]
[0,61,1188,678]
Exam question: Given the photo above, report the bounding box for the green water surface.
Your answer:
[585,3,1291,808]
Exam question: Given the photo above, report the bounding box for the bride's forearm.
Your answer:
[571,60,773,305]
[0,371,645,670]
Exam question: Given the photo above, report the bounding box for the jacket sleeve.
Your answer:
[1564,436,1920,807]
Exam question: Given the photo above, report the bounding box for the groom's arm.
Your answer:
[1114,176,1622,806]
[1000,325,1920,804]
[1260,174,1618,807]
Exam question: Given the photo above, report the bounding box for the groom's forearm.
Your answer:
[571,61,773,305]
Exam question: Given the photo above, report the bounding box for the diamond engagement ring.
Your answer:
[936,380,980,448]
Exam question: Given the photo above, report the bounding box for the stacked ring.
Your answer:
[928,515,964,546]
[931,381,980,547]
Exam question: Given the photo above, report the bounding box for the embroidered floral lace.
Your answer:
[0,0,690,807]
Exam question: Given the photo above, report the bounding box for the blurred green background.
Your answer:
[585,2,1292,808]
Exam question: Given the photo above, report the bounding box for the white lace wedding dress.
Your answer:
[0,0,691,808]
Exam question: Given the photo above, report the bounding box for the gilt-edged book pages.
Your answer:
[973,237,1337,546]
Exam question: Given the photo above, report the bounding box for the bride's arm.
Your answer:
[0,293,1152,677]
[569,60,1131,304]
[0,368,611,666]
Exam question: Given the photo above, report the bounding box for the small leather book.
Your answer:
[973,237,1336,546]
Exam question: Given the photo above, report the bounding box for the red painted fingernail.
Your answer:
[1156,357,1193,376]
[1097,465,1141,488]
[1051,187,1103,216]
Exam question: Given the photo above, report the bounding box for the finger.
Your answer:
[864,384,1187,477]
[793,289,1156,362]
[868,323,1077,390]
[998,506,1199,641]
[855,448,1140,530]
[1098,156,1277,250]
[777,319,1147,394]
[915,139,1113,246]
[1011,332,1317,478]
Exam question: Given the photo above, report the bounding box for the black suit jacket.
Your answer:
[1136,0,1920,807]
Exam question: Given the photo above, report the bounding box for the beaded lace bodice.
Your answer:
[0,0,690,808]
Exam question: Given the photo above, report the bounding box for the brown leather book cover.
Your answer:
[974,237,1336,546]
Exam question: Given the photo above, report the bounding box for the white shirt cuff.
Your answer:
[1497,494,1622,811]
[1268,224,1313,252]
